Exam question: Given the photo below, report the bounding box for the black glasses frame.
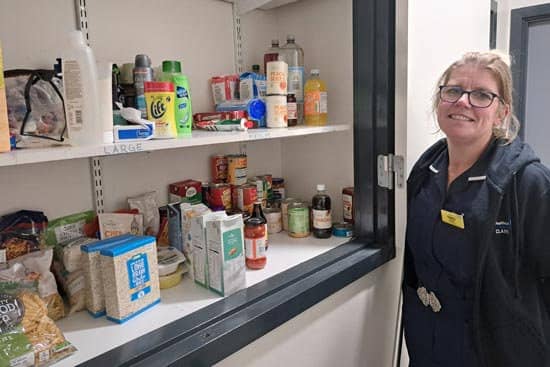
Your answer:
[439,85,504,108]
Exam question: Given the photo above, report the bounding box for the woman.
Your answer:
[403,51,550,367]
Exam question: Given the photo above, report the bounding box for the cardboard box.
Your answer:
[0,41,10,152]
[190,211,227,287]
[206,214,245,296]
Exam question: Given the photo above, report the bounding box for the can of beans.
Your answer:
[259,174,273,201]
[236,184,257,214]
[248,176,266,203]
[227,154,248,186]
[209,183,232,211]
[211,155,228,183]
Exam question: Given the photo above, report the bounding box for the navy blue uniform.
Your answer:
[403,144,495,367]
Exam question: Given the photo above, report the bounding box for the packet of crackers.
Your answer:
[0,281,76,366]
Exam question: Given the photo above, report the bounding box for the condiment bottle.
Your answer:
[287,93,297,127]
[312,184,332,238]
[244,201,267,269]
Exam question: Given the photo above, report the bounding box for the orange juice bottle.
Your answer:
[304,69,327,126]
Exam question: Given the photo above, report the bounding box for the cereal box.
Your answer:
[80,234,133,317]
[100,235,160,323]
[206,214,245,296]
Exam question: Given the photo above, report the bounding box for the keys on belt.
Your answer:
[417,286,442,312]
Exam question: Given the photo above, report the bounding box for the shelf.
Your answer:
[54,233,350,366]
[222,0,300,14]
[0,125,349,168]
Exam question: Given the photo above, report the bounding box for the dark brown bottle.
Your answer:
[287,93,297,127]
[312,184,332,238]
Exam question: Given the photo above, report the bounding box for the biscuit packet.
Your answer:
[0,281,76,366]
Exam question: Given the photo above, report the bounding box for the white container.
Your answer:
[266,61,288,95]
[266,95,288,128]
[62,31,102,146]
[97,62,114,144]
[157,247,186,276]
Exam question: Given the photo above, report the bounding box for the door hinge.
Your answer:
[377,154,404,190]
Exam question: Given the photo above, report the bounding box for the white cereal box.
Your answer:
[99,235,160,323]
[190,211,227,288]
[206,214,245,296]
[180,203,211,281]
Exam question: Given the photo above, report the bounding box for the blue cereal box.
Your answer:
[99,235,160,323]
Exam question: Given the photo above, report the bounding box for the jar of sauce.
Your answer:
[244,201,267,269]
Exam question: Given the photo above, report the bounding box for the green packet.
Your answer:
[0,326,33,367]
[45,211,96,247]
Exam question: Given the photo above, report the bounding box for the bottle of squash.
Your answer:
[304,69,327,126]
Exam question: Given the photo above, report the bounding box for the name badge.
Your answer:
[440,209,465,229]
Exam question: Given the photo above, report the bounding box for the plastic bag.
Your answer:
[52,260,86,315]
[128,192,160,236]
[45,211,97,248]
[0,281,76,366]
[0,210,47,264]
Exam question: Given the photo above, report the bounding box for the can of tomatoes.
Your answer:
[211,155,228,183]
[237,184,257,214]
[209,183,232,211]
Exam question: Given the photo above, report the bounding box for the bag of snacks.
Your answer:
[0,210,47,265]
[52,260,86,315]
[45,211,97,248]
[1,249,65,321]
[0,281,76,366]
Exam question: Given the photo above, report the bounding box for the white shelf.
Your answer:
[54,233,350,366]
[222,0,300,14]
[0,125,349,168]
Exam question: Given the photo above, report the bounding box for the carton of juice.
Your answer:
[144,81,177,139]
[0,41,10,152]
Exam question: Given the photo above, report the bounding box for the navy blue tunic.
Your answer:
[404,143,495,367]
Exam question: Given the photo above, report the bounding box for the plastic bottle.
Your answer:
[244,201,267,269]
[287,93,297,127]
[263,39,280,76]
[279,35,305,124]
[160,60,193,137]
[312,184,332,238]
[304,69,328,126]
[61,31,102,146]
[133,54,154,118]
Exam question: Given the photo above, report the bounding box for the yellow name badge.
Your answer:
[440,209,465,229]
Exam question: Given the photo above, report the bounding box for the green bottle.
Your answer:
[161,60,193,136]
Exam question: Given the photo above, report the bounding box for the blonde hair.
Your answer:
[432,50,520,142]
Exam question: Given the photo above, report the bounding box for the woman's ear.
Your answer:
[496,103,510,124]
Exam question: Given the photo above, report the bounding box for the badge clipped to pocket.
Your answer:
[440,209,465,229]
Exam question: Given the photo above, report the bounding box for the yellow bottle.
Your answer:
[304,69,327,126]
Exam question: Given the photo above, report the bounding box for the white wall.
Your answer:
[406,1,491,172]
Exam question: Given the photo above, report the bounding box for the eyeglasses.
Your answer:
[439,85,503,108]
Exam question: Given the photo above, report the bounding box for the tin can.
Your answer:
[227,154,248,186]
[266,95,288,128]
[272,178,285,201]
[237,184,257,214]
[264,207,282,234]
[266,61,288,95]
[248,176,266,203]
[281,198,298,232]
[288,202,310,238]
[201,182,210,206]
[260,174,273,201]
[211,155,228,183]
[209,183,232,211]
[332,222,354,237]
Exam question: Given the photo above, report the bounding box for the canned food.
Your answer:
[209,183,232,211]
[332,222,354,237]
[288,201,310,238]
[266,61,288,95]
[259,174,273,201]
[248,176,267,202]
[264,208,282,234]
[227,154,248,186]
[237,184,257,214]
[281,198,298,232]
[266,95,288,128]
[211,155,228,183]
[272,178,285,201]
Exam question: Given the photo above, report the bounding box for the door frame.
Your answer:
[510,3,550,138]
